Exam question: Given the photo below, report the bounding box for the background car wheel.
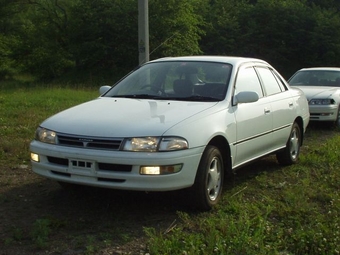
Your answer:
[276,122,301,165]
[190,145,224,211]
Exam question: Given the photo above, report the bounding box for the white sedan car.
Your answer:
[30,56,309,210]
[288,67,340,127]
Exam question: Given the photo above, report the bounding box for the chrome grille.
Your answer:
[57,134,123,150]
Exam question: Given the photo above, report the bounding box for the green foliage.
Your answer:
[29,217,66,249]
[149,0,207,58]
[201,0,250,56]
[0,34,16,79]
[30,218,51,248]
[202,0,340,77]
[1,0,340,80]
[15,0,76,80]
[4,0,208,80]
[0,0,26,79]
[67,0,138,71]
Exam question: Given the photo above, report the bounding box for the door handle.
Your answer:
[264,107,270,114]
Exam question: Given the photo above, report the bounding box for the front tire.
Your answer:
[335,105,340,128]
[276,122,301,165]
[190,145,224,211]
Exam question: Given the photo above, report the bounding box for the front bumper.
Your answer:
[30,140,204,191]
[309,104,338,121]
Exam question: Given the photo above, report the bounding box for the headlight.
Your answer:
[123,137,188,152]
[309,99,335,105]
[159,137,188,151]
[123,137,159,152]
[35,127,57,144]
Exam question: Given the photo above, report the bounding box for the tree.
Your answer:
[2,0,340,81]
[148,0,207,59]
[306,0,340,11]
[200,0,250,56]
[0,0,26,79]
[18,0,208,80]
[201,0,340,77]
[12,0,74,80]
[67,0,138,73]
[236,0,315,76]
[308,5,340,67]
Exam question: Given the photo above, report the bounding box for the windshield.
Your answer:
[289,70,340,87]
[103,61,232,101]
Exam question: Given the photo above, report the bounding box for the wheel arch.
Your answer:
[294,116,304,146]
[207,135,232,175]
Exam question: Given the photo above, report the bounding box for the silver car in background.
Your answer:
[288,67,340,127]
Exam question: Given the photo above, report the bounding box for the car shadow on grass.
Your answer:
[1,176,188,254]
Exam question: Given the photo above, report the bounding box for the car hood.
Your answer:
[293,86,340,100]
[40,97,218,137]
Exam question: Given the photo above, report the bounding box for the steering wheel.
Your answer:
[141,84,165,95]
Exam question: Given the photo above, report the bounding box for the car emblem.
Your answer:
[79,138,93,147]
[78,138,93,142]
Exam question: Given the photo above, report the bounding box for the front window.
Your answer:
[289,70,340,86]
[235,66,264,98]
[103,61,232,101]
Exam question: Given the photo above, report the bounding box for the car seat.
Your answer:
[173,79,193,97]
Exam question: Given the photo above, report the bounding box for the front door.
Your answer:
[232,65,273,168]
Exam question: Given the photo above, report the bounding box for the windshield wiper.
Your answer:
[112,94,165,99]
[181,95,221,101]
[111,94,221,101]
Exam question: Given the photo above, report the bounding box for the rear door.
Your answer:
[255,66,294,148]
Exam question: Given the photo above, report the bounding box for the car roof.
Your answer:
[297,67,340,72]
[147,56,269,66]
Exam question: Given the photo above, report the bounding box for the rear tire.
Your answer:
[276,122,301,165]
[190,145,224,211]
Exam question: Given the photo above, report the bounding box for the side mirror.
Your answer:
[234,91,259,104]
[99,85,111,95]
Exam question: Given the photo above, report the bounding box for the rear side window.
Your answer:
[272,70,288,91]
[256,67,282,96]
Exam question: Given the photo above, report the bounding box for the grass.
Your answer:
[144,136,340,254]
[0,85,98,165]
[0,84,339,254]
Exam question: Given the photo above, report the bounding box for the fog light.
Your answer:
[140,164,182,175]
[31,153,40,162]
